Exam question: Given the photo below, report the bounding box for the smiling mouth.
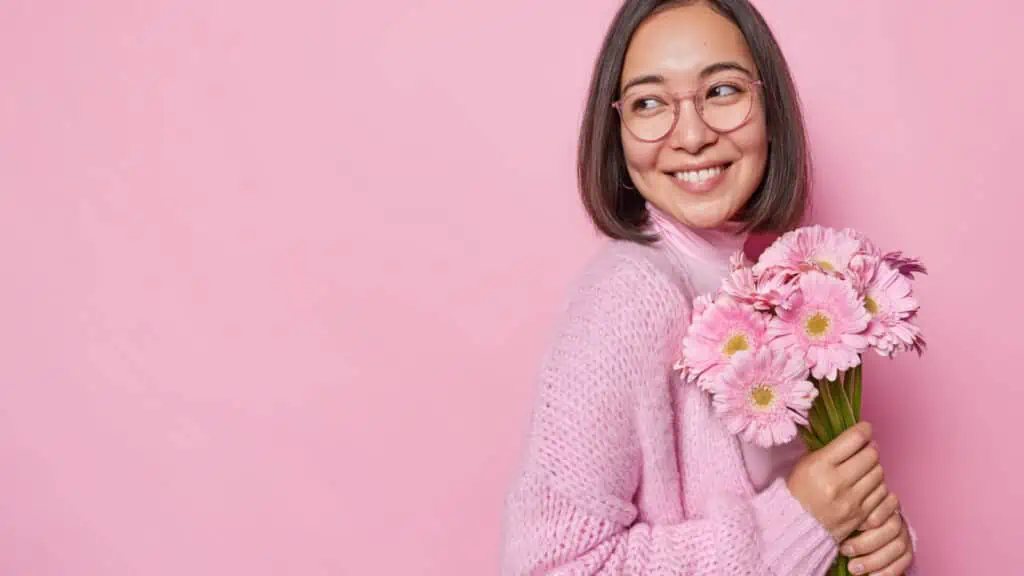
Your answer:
[670,162,732,183]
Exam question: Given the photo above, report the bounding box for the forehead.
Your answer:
[621,3,756,88]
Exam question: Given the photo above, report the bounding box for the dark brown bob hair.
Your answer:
[577,0,811,243]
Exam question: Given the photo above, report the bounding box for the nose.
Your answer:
[668,98,717,153]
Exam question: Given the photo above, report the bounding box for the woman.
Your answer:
[501,1,916,574]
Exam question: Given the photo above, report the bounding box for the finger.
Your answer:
[846,524,909,575]
[858,492,900,532]
[822,422,873,465]
[842,512,901,558]
[833,516,863,543]
[837,444,880,487]
[870,548,913,576]
[846,464,884,503]
[858,479,889,515]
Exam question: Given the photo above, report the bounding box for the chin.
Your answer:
[648,175,748,228]
[664,199,740,230]
[686,216,734,230]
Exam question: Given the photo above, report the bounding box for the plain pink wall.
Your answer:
[1,0,1021,573]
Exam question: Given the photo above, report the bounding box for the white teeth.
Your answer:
[675,166,724,183]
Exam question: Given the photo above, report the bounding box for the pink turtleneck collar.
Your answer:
[646,204,749,275]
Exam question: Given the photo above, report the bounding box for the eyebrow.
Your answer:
[620,61,755,94]
[700,61,754,79]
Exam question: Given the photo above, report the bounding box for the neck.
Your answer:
[647,204,749,273]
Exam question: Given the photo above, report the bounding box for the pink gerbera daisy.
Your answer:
[729,250,751,272]
[758,267,800,310]
[692,292,715,318]
[721,264,759,306]
[708,347,818,448]
[845,227,882,258]
[719,250,762,306]
[863,261,924,357]
[846,252,881,298]
[894,322,927,356]
[722,265,797,312]
[768,271,871,381]
[754,225,863,278]
[680,298,769,391]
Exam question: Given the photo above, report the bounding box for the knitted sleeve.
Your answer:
[500,250,837,575]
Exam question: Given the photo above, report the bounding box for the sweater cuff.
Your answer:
[752,477,838,574]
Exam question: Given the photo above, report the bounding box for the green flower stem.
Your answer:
[799,425,824,451]
[835,554,850,576]
[843,368,855,408]
[827,360,866,576]
[835,374,858,429]
[818,377,845,436]
[809,391,833,443]
[852,364,862,421]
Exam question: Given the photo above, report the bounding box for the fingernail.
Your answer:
[849,563,864,574]
[842,544,855,556]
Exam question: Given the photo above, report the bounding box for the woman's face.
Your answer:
[619,3,769,230]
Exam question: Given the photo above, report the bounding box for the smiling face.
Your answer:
[619,2,769,230]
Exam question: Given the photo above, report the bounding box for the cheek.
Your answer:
[621,135,661,172]
[733,119,769,169]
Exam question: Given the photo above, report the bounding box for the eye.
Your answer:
[706,82,744,100]
[629,95,669,113]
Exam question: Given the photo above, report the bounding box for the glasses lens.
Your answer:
[622,92,675,141]
[699,78,754,132]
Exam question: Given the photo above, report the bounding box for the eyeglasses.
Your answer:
[612,76,763,142]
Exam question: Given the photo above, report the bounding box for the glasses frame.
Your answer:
[611,77,764,142]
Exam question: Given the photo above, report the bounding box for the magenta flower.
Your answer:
[882,250,928,280]
[768,271,871,381]
[680,298,770,391]
[708,347,818,448]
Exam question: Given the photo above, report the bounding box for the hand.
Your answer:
[841,493,914,575]
[786,422,886,542]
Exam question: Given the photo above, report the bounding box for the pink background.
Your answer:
[1,0,1020,574]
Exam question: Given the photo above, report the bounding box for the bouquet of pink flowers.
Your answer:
[677,225,926,575]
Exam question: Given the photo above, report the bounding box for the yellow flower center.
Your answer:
[815,259,835,272]
[805,312,831,338]
[865,296,879,315]
[749,385,775,409]
[722,333,749,357]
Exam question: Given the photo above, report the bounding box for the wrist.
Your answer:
[752,478,839,573]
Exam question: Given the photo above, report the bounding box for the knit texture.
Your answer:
[501,214,918,575]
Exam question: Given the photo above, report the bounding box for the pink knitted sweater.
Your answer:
[501,208,916,575]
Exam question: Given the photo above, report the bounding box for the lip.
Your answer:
[665,162,732,195]
[664,160,732,173]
